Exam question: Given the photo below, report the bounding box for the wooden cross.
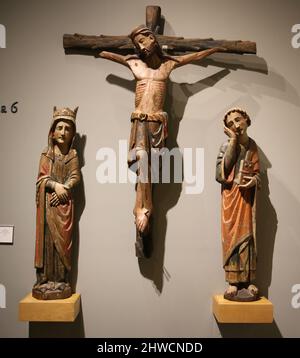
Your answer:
[62,6,257,259]
[63,6,256,56]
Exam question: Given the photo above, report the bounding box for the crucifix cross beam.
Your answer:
[63,5,256,56]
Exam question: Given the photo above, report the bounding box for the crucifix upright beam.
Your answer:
[63,6,256,56]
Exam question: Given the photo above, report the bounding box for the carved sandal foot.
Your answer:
[224,284,238,300]
[247,284,259,296]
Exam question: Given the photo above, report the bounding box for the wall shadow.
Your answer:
[70,133,86,295]
[29,300,85,338]
[200,53,268,75]
[255,146,278,298]
[199,53,300,108]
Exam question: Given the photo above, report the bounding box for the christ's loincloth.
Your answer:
[128,111,168,168]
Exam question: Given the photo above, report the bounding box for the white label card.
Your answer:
[0,226,14,244]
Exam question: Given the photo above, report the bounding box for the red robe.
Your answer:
[216,138,260,283]
[35,148,80,272]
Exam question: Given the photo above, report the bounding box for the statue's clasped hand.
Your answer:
[51,183,70,206]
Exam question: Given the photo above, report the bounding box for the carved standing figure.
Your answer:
[216,108,260,301]
[100,25,224,257]
[33,107,81,300]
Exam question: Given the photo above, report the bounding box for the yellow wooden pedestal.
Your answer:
[19,293,81,322]
[212,294,273,323]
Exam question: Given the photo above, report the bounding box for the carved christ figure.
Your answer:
[100,25,224,257]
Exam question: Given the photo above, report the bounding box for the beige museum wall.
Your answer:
[0,0,300,337]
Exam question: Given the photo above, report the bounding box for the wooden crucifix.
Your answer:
[63,6,257,259]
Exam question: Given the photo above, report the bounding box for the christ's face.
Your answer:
[225,112,248,136]
[134,32,157,57]
[52,120,74,145]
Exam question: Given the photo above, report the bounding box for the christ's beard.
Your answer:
[139,42,160,59]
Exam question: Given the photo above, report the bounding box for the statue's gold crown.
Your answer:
[53,106,78,122]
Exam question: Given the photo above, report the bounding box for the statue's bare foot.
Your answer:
[248,284,259,296]
[135,210,149,234]
[224,285,238,298]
